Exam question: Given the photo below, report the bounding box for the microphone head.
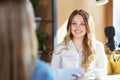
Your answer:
[105,26,115,38]
[104,26,115,51]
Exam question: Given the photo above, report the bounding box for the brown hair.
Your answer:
[64,9,96,71]
[0,1,37,80]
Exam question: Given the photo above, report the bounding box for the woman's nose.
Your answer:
[76,25,81,29]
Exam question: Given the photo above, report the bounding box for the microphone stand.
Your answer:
[111,51,116,62]
[105,41,120,62]
[105,42,120,62]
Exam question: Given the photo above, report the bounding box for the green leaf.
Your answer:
[30,0,39,16]
[36,30,48,51]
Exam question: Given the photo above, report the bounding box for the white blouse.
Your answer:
[50,40,108,75]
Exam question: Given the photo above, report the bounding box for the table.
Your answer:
[102,74,120,80]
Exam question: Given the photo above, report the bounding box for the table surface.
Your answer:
[102,74,120,80]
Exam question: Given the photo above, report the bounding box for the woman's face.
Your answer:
[71,14,87,39]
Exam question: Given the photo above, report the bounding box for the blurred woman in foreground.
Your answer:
[0,0,55,80]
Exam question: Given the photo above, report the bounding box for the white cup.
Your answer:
[93,69,105,80]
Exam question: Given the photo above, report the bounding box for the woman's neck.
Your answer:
[72,38,83,52]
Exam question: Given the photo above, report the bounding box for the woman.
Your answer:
[51,9,108,79]
[0,0,55,80]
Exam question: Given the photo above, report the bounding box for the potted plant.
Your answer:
[36,30,48,53]
[30,0,51,62]
[36,30,51,62]
[30,0,46,52]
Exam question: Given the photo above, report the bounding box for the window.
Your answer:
[113,0,120,49]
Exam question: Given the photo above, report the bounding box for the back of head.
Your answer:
[0,0,37,80]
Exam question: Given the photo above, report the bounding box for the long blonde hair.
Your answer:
[0,1,37,80]
[64,9,96,72]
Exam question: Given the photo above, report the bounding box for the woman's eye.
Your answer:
[81,23,85,25]
[71,23,76,24]
[71,23,77,25]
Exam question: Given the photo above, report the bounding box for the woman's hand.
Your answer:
[74,73,88,80]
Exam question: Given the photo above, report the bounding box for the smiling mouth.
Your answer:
[75,31,82,34]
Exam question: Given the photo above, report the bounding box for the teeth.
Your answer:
[75,31,82,34]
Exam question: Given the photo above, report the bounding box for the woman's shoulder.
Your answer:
[55,41,66,49]
[31,59,55,80]
[34,59,54,73]
[94,40,104,47]
[53,41,66,53]
[35,59,50,69]
[94,40,106,56]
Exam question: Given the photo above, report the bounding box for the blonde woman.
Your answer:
[51,9,108,79]
[0,0,55,80]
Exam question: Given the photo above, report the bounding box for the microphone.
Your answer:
[104,26,120,62]
[104,26,115,52]
[104,26,119,62]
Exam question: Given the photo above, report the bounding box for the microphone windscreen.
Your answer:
[105,26,115,38]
